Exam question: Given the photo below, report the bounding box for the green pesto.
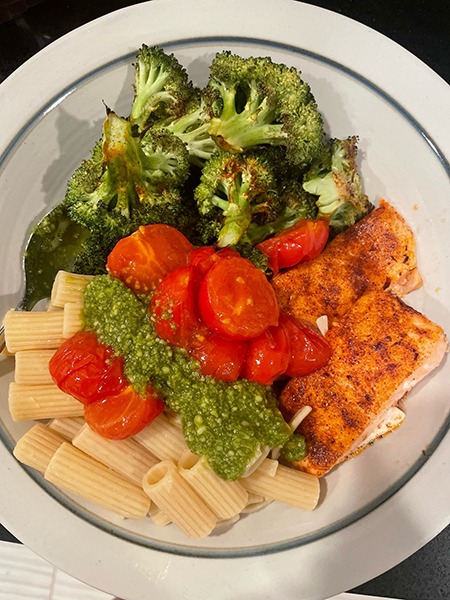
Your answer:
[280,433,307,462]
[83,275,293,480]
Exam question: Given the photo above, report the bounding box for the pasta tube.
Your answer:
[134,412,188,461]
[13,423,66,473]
[14,350,55,385]
[73,424,159,485]
[240,459,320,511]
[63,302,85,338]
[48,417,85,441]
[50,271,93,307]
[142,460,217,538]
[45,443,150,519]
[178,451,248,520]
[8,382,84,421]
[3,310,65,353]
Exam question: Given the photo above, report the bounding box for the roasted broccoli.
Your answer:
[245,178,318,244]
[204,51,324,169]
[303,136,373,234]
[130,44,195,133]
[65,110,191,243]
[194,151,281,247]
[164,92,217,166]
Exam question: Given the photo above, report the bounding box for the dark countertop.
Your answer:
[0,1,449,599]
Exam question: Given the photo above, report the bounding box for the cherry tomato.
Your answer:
[151,265,201,348]
[188,246,240,279]
[280,315,332,377]
[84,385,164,440]
[106,224,193,294]
[49,331,127,405]
[190,330,248,381]
[256,219,329,275]
[198,256,279,340]
[243,325,290,385]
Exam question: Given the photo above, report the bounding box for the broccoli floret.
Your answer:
[232,242,272,274]
[130,45,194,133]
[204,52,324,169]
[164,91,217,166]
[303,136,374,234]
[140,126,190,187]
[65,110,191,243]
[194,151,281,247]
[245,178,318,244]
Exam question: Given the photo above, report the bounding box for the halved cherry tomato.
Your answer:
[190,330,248,381]
[151,265,201,348]
[84,385,164,440]
[106,224,193,294]
[256,219,329,275]
[243,325,290,385]
[49,331,127,405]
[280,314,332,376]
[188,246,240,279]
[198,256,279,340]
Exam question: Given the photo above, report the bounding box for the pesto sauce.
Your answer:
[84,275,292,481]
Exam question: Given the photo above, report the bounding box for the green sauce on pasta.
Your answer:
[83,275,305,480]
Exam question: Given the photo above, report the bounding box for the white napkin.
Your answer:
[0,540,401,600]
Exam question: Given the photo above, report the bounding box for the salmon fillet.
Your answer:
[272,200,422,327]
[279,290,448,478]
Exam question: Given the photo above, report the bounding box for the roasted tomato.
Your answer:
[190,330,248,381]
[84,385,164,440]
[151,265,202,348]
[106,224,193,294]
[256,219,329,275]
[188,245,240,279]
[280,315,332,377]
[198,256,279,340]
[243,324,290,385]
[49,331,126,405]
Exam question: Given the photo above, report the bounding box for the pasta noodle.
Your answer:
[142,460,217,538]
[8,382,84,421]
[134,412,188,461]
[14,350,55,385]
[3,310,65,353]
[148,504,172,527]
[50,271,93,307]
[13,423,67,473]
[240,459,320,511]
[62,302,85,338]
[73,424,159,485]
[178,451,248,520]
[48,417,85,441]
[45,442,151,519]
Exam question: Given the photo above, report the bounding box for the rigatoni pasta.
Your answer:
[50,271,93,308]
[178,451,248,520]
[13,423,67,473]
[3,309,65,352]
[48,417,85,441]
[14,350,55,385]
[73,424,159,485]
[4,275,321,539]
[134,412,188,461]
[142,460,217,538]
[8,382,84,421]
[241,459,320,511]
[45,442,151,519]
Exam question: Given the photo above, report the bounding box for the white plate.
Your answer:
[0,1,449,598]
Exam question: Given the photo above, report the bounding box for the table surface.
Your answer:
[0,1,449,599]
